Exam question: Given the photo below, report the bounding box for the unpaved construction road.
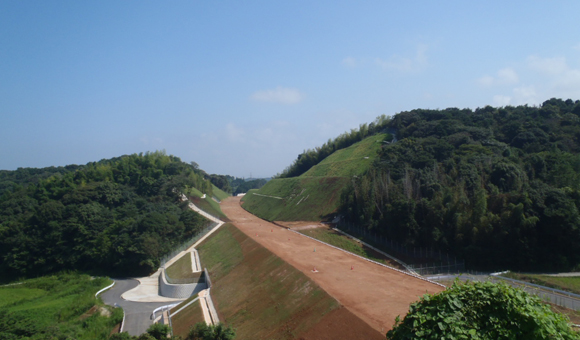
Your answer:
[221,197,444,332]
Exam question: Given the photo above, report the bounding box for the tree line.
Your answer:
[340,98,580,271]
[0,151,213,280]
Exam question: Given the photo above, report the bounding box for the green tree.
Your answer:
[386,281,579,340]
[186,322,236,340]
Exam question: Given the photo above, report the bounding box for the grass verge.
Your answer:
[165,253,203,281]
[0,272,121,340]
[504,272,580,296]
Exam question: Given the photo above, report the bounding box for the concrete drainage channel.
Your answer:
[150,198,224,332]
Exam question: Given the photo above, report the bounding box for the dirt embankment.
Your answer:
[222,196,444,333]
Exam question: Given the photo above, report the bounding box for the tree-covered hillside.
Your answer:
[342,98,580,271]
[0,151,213,280]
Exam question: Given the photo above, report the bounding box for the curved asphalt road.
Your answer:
[100,279,180,336]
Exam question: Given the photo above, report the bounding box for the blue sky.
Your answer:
[2,1,580,177]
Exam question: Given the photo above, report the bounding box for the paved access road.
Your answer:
[101,279,179,336]
[221,196,444,332]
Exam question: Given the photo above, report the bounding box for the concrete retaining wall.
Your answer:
[159,268,207,299]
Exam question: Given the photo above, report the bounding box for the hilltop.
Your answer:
[241,132,387,221]
[244,98,580,272]
[0,151,223,280]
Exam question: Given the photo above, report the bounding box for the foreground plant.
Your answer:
[387,280,579,340]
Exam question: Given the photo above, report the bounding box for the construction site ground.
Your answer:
[221,196,444,332]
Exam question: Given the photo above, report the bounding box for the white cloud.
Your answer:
[225,123,244,142]
[525,55,580,98]
[527,55,568,76]
[342,56,357,68]
[375,44,428,73]
[478,68,519,87]
[513,85,538,104]
[493,95,511,106]
[497,68,519,84]
[478,75,494,87]
[250,87,303,104]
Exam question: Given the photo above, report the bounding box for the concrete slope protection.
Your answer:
[222,196,444,332]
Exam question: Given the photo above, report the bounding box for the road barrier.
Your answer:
[95,280,115,298]
[492,275,580,311]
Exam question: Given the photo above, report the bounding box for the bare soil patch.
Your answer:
[221,197,444,332]
[275,221,326,230]
[297,306,384,340]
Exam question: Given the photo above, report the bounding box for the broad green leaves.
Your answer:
[387,281,579,340]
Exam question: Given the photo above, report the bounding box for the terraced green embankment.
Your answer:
[211,184,230,201]
[242,133,386,221]
[187,186,229,220]
[170,223,382,339]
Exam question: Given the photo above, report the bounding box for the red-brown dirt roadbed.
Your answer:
[221,197,444,332]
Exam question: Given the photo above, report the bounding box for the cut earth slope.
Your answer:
[221,197,444,333]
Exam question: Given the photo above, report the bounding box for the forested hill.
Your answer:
[341,98,580,271]
[0,152,214,281]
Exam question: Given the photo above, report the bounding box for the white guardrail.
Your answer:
[95,280,115,298]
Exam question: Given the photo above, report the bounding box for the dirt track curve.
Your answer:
[221,196,444,332]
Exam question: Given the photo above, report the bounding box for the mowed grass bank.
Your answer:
[187,186,229,221]
[241,176,349,221]
[0,272,121,340]
[211,184,230,201]
[242,134,386,222]
[302,133,386,177]
[191,223,382,340]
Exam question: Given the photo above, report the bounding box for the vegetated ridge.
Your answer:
[0,151,217,280]
[242,132,387,221]
[247,98,580,272]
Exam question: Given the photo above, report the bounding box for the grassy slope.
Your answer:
[0,273,120,340]
[170,293,204,338]
[187,186,228,220]
[241,176,349,221]
[504,273,580,295]
[211,184,230,201]
[194,224,340,339]
[302,133,386,177]
[242,134,385,222]
[165,253,203,281]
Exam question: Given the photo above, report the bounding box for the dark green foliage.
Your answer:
[186,322,236,340]
[386,281,579,340]
[146,323,171,340]
[0,151,212,280]
[224,176,268,195]
[341,98,580,271]
[208,174,232,194]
